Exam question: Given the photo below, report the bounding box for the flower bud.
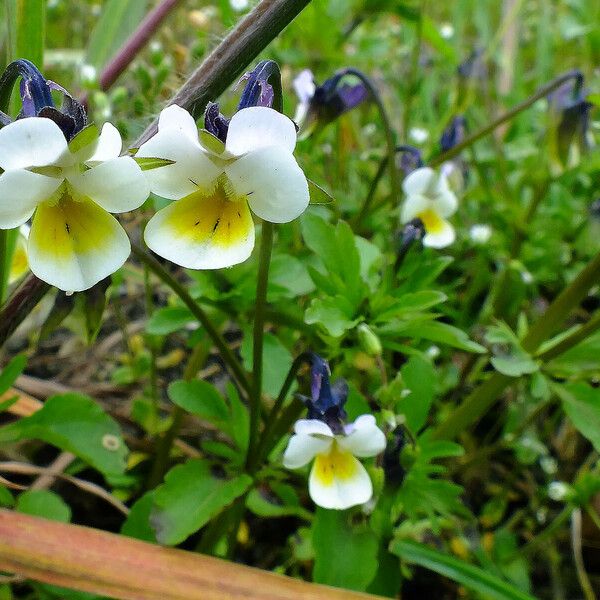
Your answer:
[357,323,382,357]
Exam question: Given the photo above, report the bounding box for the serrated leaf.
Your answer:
[133,156,176,171]
[150,459,252,545]
[308,179,334,204]
[0,393,128,477]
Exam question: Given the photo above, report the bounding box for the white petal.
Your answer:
[433,188,458,218]
[338,415,386,458]
[136,128,220,200]
[158,104,199,142]
[8,227,29,284]
[293,69,316,104]
[227,147,309,223]
[225,107,296,156]
[402,167,436,196]
[68,156,150,213]
[0,118,69,170]
[28,197,130,292]
[144,189,255,269]
[309,447,373,510]
[86,122,123,163]
[282,434,332,469]
[294,419,334,437]
[0,170,62,229]
[423,219,455,248]
[401,193,430,223]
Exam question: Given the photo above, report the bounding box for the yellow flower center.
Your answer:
[417,207,445,234]
[167,173,252,248]
[313,441,358,486]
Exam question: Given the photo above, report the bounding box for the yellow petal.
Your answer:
[417,207,446,234]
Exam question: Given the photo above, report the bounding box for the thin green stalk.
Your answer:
[146,342,209,489]
[352,155,388,227]
[143,259,159,429]
[538,311,600,362]
[252,352,311,470]
[428,70,583,167]
[246,222,274,468]
[344,68,399,210]
[131,244,251,397]
[571,509,596,600]
[434,249,600,440]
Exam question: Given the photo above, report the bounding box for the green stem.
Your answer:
[246,222,274,468]
[252,352,311,470]
[538,311,600,362]
[434,249,600,440]
[131,244,251,397]
[143,258,159,429]
[428,70,583,167]
[344,68,399,211]
[146,342,209,490]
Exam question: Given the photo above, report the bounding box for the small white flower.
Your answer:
[548,481,570,502]
[469,224,492,244]
[230,0,249,10]
[0,118,149,292]
[137,105,309,269]
[440,23,455,39]
[79,64,97,85]
[283,415,386,510]
[8,224,30,284]
[292,69,316,125]
[401,167,458,248]
[409,127,429,144]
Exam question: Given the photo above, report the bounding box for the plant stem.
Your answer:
[571,509,597,600]
[434,249,600,440]
[135,0,312,146]
[428,70,582,167]
[537,311,600,362]
[246,223,274,468]
[343,68,399,211]
[252,352,311,470]
[131,244,251,397]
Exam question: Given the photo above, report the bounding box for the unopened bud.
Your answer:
[357,323,382,357]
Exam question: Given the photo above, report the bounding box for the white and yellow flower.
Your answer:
[400,166,458,249]
[283,415,386,510]
[0,118,149,292]
[136,104,310,269]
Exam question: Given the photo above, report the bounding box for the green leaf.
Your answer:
[387,321,486,353]
[375,291,447,321]
[554,382,600,452]
[226,383,249,452]
[268,254,315,299]
[247,484,311,520]
[168,380,230,428]
[85,0,149,69]
[151,459,252,545]
[486,321,538,377]
[0,354,26,395]
[398,355,437,432]
[391,540,536,600]
[305,295,361,338]
[544,329,600,378]
[198,129,225,154]
[68,124,99,155]
[133,156,176,171]
[0,486,14,507]
[121,491,158,542]
[146,306,194,335]
[0,393,128,477]
[16,490,71,523]
[240,332,293,398]
[312,508,379,591]
[308,179,334,204]
[6,0,45,65]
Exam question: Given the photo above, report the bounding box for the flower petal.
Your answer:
[8,226,29,284]
[402,167,436,196]
[68,156,150,213]
[422,219,455,249]
[433,188,458,218]
[225,107,296,156]
[282,434,332,469]
[136,128,220,200]
[309,445,373,510]
[86,122,122,163]
[28,196,130,292]
[227,147,309,223]
[339,415,386,458]
[293,419,334,437]
[400,193,430,223]
[0,170,62,229]
[158,104,199,142]
[0,117,69,170]
[144,189,255,269]
[293,69,316,105]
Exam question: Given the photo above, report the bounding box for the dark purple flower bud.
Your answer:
[440,116,466,152]
[457,49,487,80]
[203,101,229,143]
[0,59,87,140]
[293,68,369,135]
[382,425,408,485]
[237,60,280,111]
[302,353,348,433]
[396,145,423,176]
